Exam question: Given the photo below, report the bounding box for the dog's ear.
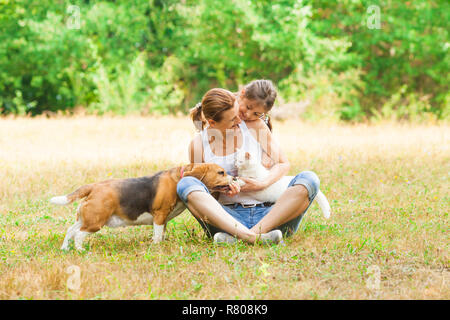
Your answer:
[183,163,208,180]
[183,163,196,172]
[245,152,251,160]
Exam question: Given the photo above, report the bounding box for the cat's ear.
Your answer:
[245,152,251,160]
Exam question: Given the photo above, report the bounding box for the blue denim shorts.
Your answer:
[176,171,320,238]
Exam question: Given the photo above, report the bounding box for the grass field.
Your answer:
[0,116,448,299]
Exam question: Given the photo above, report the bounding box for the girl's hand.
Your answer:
[239,177,267,192]
[261,152,275,169]
[225,180,241,197]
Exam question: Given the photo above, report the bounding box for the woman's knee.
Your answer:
[290,171,320,201]
[303,170,320,190]
[176,176,210,203]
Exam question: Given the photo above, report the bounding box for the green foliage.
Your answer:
[308,0,449,121]
[0,0,448,121]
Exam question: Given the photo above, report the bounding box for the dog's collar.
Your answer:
[180,166,185,178]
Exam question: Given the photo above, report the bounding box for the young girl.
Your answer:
[236,79,278,170]
[237,79,276,132]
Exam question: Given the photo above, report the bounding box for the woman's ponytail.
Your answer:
[189,102,206,131]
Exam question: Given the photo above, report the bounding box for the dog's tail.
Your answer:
[315,190,331,219]
[50,184,94,205]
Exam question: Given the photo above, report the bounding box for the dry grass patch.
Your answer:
[0,116,448,299]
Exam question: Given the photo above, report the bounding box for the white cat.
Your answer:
[234,148,331,219]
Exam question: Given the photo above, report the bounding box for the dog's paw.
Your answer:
[152,237,163,243]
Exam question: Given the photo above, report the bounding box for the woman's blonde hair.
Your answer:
[190,88,236,131]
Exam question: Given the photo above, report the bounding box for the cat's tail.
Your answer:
[315,190,331,219]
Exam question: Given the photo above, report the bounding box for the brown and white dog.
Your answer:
[50,163,234,251]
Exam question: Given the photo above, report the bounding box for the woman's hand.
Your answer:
[239,177,267,192]
[225,180,241,197]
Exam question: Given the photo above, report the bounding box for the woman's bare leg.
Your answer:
[250,184,310,234]
[186,191,259,243]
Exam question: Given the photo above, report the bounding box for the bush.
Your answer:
[0,0,448,121]
[308,0,449,121]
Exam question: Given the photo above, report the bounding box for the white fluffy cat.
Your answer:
[234,148,331,219]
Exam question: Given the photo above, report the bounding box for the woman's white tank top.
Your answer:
[201,121,263,205]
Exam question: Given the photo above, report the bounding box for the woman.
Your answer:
[176,80,320,244]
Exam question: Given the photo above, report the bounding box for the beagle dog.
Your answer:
[50,163,234,251]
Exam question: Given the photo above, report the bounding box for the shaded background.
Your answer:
[0,0,448,121]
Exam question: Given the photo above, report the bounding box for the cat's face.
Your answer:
[235,148,255,169]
